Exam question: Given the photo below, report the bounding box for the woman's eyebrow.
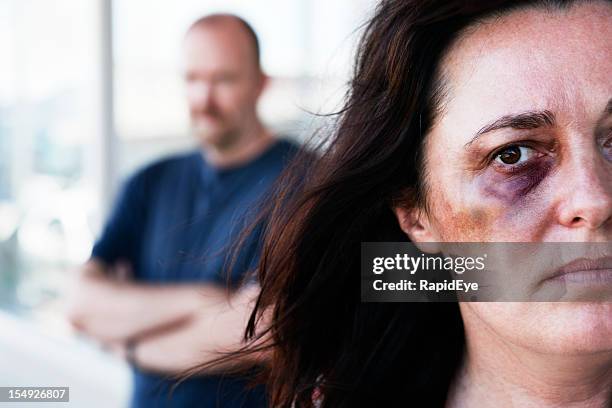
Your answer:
[464,110,556,148]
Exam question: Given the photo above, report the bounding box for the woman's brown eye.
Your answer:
[497,146,521,164]
[494,145,535,166]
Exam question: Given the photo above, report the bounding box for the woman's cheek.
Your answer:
[431,189,503,242]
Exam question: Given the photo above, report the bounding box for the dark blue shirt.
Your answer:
[92,139,298,408]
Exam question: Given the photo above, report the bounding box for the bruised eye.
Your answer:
[494,145,536,166]
[603,134,612,160]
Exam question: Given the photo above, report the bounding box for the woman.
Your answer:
[236,0,612,406]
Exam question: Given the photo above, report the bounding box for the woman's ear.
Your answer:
[393,205,441,254]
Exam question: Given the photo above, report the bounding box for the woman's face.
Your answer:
[410,2,612,354]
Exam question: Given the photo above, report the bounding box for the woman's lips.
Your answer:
[548,256,612,285]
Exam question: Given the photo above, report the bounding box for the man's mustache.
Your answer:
[191,107,223,120]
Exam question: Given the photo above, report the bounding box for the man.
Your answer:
[68,14,298,408]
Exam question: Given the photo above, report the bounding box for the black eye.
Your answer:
[603,135,612,161]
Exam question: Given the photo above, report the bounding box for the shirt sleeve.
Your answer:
[91,170,148,267]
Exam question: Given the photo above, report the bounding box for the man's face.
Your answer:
[182,23,264,149]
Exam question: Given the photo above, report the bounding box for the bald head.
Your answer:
[186,14,261,72]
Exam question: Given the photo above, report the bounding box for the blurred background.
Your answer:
[0,0,376,406]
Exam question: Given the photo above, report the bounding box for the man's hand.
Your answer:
[103,341,128,360]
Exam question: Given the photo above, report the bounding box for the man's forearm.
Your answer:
[67,260,228,343]
[131,285,269,374]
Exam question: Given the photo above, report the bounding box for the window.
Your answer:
[0,0,103,310]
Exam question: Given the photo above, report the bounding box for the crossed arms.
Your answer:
[67,259,267,375]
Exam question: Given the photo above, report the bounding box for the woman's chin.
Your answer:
[546,302,612,354]
[465,302,612,355]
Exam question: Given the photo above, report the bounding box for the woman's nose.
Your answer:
[556,147,612,230]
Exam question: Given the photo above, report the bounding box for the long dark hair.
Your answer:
[201,1,590,407]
